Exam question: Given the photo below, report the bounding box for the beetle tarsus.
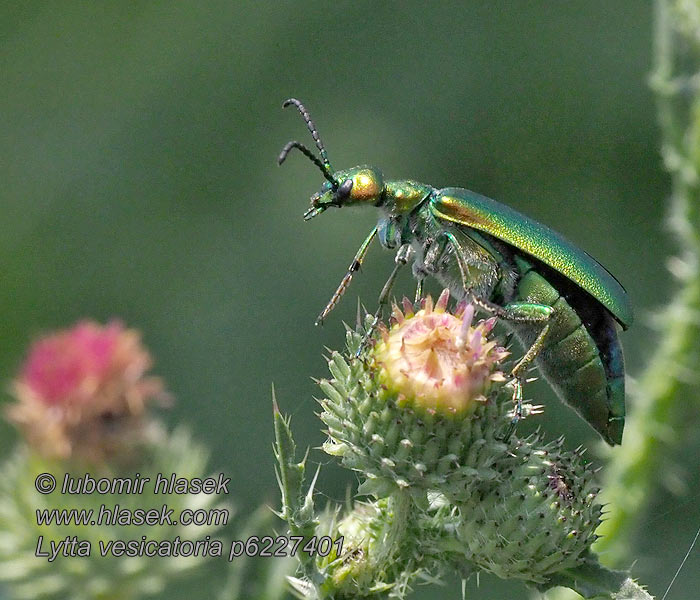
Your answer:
[501,377,524,442]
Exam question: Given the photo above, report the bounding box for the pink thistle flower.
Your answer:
[6,320,166,461]
[374,289,509,415]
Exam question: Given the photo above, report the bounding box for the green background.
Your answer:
[0,2,696,599]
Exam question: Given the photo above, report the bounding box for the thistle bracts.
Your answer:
[447,438,601,582]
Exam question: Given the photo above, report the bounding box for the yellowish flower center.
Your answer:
[373,290,508,415]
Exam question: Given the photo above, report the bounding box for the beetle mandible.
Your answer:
[278,98,632,445]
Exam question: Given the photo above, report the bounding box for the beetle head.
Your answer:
[278,98,385,220]
[303,166,385,219]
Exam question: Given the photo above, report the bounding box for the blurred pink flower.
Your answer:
[21,321,124,406]
[6,320,166,461]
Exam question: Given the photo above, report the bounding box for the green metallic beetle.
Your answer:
[278,98,632,445]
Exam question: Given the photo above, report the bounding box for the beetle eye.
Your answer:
[336,178,353,201]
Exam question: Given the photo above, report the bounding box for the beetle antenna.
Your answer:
[282,98,333,169]
[278,141,338,189]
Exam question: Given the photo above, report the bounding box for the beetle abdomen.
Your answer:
[512,261,625,445]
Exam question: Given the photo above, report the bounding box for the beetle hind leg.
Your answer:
[461,298,553,440]
[494,302,552,440]
[503,319,551,440]
[445,229,554,439]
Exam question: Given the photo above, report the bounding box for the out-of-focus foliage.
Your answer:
[594,0,700,569]
[0,3,695,599]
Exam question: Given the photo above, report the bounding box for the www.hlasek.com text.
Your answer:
[36,503,230,527]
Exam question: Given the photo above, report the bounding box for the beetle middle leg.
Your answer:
[357,243,414,356]
[411,234,450,303]
[413,278,424,304]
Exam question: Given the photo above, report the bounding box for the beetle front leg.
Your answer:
[316,227,378,325]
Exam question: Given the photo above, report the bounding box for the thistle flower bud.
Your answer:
[374,291,508,415]
[319,292,518,496]
[451,439,602,584]
[310,496,429,600]
[315,502,384,597]
[5,320,166,462]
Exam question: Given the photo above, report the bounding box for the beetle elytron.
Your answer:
[278,98,632,445]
